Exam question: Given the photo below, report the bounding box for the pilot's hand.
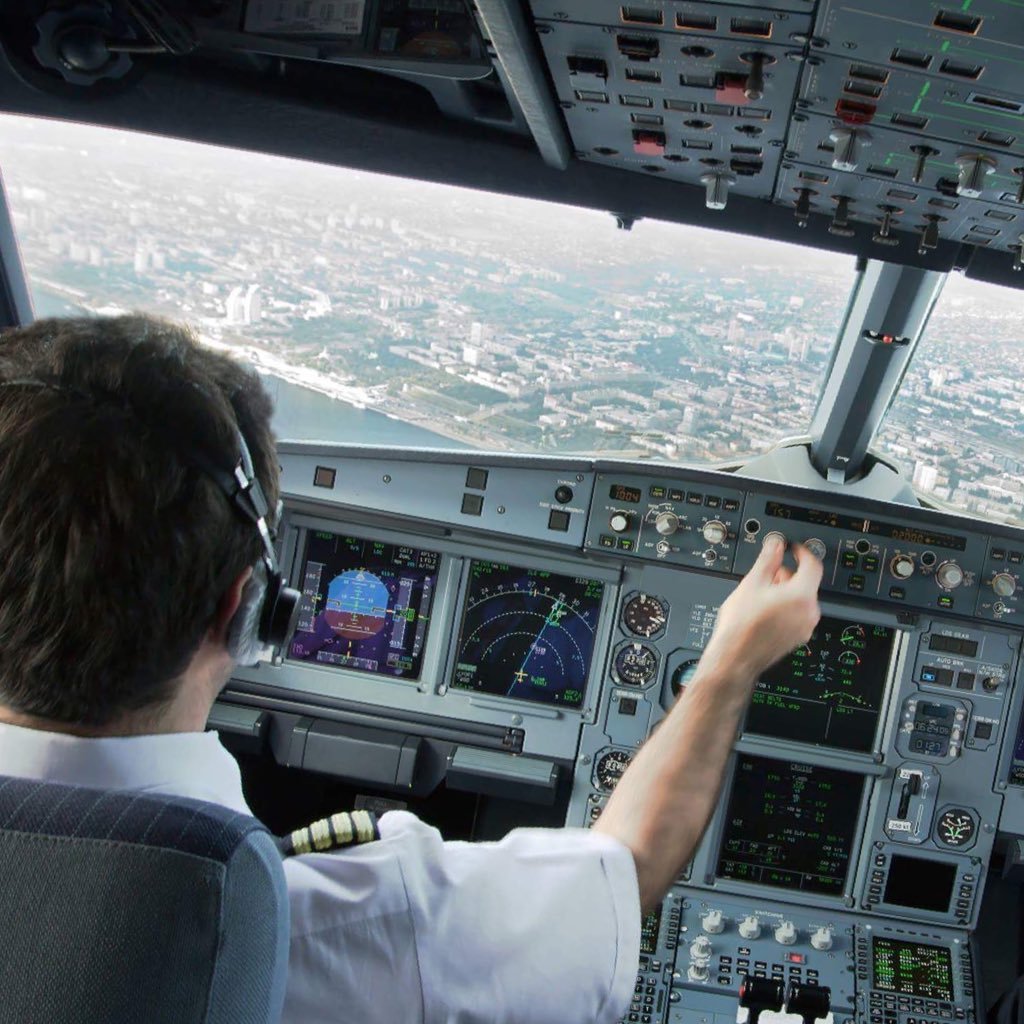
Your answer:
[701,536,822,685]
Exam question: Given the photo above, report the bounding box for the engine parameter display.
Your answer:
[716,755,864,896]
[745,616,896,752]
[288,532,439,679]
[873,938,955,1001]
[451,560,604,708]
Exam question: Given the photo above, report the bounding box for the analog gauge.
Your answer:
[671,658,701,698]
[838,650,861,667]
[936,808,977,848]
[595,749,633,792]
[840,625,866,646]
[623,593,669,638]
[613,642,659,686]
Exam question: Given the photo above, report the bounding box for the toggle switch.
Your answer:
[829,127,870,172]
[872,204,901,247]
[955,153,997,198]
[910,144,938,185]
[828,196,855,237]
[794,188,814,228]
[701,172,736,210]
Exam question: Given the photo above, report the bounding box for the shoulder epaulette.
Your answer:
[278,809,380,857]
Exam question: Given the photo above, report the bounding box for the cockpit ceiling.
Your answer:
[3,1,1024,286]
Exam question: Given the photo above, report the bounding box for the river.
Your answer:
[30,286,467,449]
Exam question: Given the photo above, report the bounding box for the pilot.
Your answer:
[0,314,822,1024]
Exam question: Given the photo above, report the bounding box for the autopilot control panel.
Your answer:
[222,443,1024,1024]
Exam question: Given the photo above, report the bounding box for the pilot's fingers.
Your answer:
[773,566,794,585]
[749,534,785,583]
[791,542,825,588]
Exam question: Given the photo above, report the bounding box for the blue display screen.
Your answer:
[451,560,604,709]
[288,531,439,679]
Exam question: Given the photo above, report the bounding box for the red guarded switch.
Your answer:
[633,130,666,156]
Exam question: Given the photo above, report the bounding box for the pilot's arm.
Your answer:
[276,536,820,1024]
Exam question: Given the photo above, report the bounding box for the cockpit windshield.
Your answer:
[0,112,852,462]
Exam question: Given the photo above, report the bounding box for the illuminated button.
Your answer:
[1010,551,1023,564]
[889,587,906,600]
[599,534,615,548]
[705,495,721,508]
[687,492,703,505]
[938,595,954,609]
[992,549,1006,561]
[723,498,740,511]
[649,485,667,499]
[848,574,865,592]
[842,552,858,569]
[863,555,880,572]
[669,489,684,502]
[618,538,635,552]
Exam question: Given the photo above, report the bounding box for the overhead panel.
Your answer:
[530,1,813,207]
[787,0,1024,257]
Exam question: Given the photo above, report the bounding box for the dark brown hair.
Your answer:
[0,314,279,726]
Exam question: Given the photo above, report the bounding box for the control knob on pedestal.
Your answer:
[655,511,680,536]
[609,511,632,534]
[701,909,725,934]
[702,520,728,545]
[690,935,713,960]
[810,926,833,951]
[774,920,798,945]
[687,962,710,983]
[739,915,762,940]
[993,573,1018,599]
[762,531,787,549]
[891,554,915,580]
[936,561,964,590]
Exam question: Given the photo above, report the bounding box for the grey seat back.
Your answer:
[0,775,289,1024]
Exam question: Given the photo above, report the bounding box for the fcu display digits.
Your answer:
[717,755,864,896]
[452,560,604,708]
[745,616,896,753]
[288,531,438,679]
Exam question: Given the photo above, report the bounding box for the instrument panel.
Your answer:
[223,442,1024,1024]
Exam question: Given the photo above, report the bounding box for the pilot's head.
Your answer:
[0,313,279,732]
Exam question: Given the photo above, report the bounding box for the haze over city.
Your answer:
[1,113,1021,527]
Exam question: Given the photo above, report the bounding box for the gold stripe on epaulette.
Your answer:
[279,810,381,857]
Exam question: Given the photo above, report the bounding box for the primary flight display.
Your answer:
[288,531,439,679]
[451,560,605,708]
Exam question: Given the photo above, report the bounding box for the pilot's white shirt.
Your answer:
[0,722,640,1024]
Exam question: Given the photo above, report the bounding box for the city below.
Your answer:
[1,114,1021,528]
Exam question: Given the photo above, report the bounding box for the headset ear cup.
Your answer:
[227,560,269,666]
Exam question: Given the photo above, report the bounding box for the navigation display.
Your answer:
[873,938,955,1001]
[716,755,864,895]
[451,560,604,708]
[288,531,439,679]
[745,616,896,753]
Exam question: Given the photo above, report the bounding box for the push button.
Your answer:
[461,493,484,516]
[547,509,571,532]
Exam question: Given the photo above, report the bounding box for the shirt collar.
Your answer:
[0,722,252,815]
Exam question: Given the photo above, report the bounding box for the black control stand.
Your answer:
[787,983,832,1024]
[737,979,832,1024]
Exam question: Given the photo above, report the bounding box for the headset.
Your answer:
[0,376,302,665]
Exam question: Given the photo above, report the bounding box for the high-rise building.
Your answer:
[913,461,938,492]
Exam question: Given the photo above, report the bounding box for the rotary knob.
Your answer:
[655,511,680,536]
[805,538,827,561]
[703,520,728,545]
[688,962,710,983]
[690,936,713,960]
[609,511,632,534]
[936,561,965,590]
[738,915,762,940]
[775,921,798,945]
[810,926,834,951]
[891,554,915,580]
[702,909,725,934]
[762,531,787,549]
[993,573,1018,599]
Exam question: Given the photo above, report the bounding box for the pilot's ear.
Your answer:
[208,568,253,644]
